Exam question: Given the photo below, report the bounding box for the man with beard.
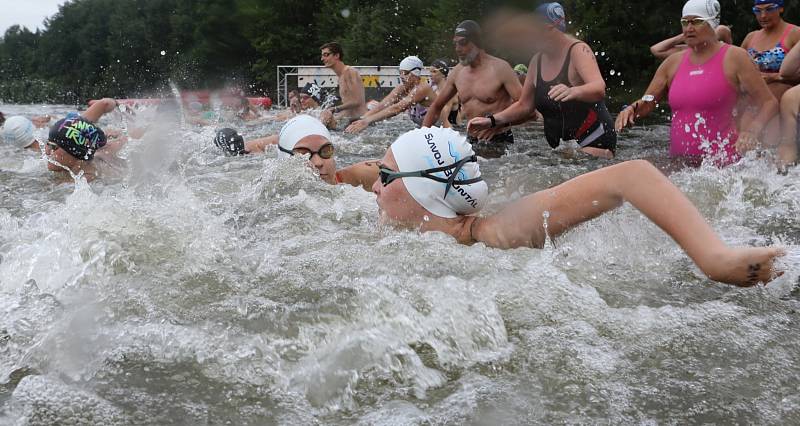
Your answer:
[421,20,523,158]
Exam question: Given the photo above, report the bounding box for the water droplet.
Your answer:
[609,70,616,76]
[423,215,430,222]
[600,52,606,56]
[341,8,351,18]
[160,50,166,56]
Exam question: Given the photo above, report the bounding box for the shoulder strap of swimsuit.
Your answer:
[780,24,796,50]
[557,42,584,82]
[535,53,544,83]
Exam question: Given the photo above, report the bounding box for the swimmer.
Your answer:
[318,42,368,130]
[469,3,616,158]
[616,0,777,167]
[777,41,800,166]
[345,56,437,133]
[739,0,800,146]
[272,83,326,122]
[429,59,462,128]
[422,20,524,158]
[0,111,5,127]
[44,98,129,181]
[373,126,783,287]
[213,115,379,190]
[2,116,41,151]
[650,25,733,59]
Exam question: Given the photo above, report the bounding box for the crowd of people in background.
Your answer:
[0,0,792,286]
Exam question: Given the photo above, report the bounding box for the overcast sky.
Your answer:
[0,0,65,34]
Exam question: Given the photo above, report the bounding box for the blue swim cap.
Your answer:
[754,0,783,6]
[535,2,567,33]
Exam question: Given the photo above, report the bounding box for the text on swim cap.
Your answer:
[425,132,479,208]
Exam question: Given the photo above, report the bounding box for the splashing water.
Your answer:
[0,105,799,424]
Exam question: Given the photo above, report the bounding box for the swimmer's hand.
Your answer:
[736,131,760,154]
[548,84,579,102]
[467,117,492,134]
[345,119,369,134]
[614,105,638,131]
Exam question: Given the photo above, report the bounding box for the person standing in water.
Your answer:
[616,0,777,167]
[345,56,437,133]
[318,42,368,130]
[651,25,733,59]
[739,0,800,146]
[421,20,523,158]
[373,127,783,287]
[428,59,462,128]
[468,3,617,158]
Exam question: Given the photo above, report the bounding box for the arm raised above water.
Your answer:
[471,160,783,286]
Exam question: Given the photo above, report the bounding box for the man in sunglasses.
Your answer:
[421,20,524,158]
[318,42,368,130]
[373,126,783,287]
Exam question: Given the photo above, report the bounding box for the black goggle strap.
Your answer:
[380,155,482,198]
[278,145,295,156]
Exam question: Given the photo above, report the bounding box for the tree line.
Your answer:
[0,0,797,105]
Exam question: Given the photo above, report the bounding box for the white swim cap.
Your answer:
[278,114,331,157]
[1,116,35,149]
[399,56,424,77]
[682,0,721,29]
[390,127,488,219]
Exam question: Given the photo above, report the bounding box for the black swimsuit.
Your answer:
[535,42,617,153]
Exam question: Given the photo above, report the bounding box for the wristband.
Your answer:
[488,114,497,128]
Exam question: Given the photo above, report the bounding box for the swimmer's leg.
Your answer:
[529,159,783,286]
[778,85,800,166]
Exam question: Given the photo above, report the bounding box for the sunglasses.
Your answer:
[752,4,780,14]
[680,17,715,27]
[378,155,482,199]
[279,143,335,159]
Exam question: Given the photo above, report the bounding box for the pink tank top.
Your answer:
[668,44,739,165]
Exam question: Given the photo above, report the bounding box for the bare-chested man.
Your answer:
[318,42,368,130]
[422,20,523,158]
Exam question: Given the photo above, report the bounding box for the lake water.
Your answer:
[1,103,799,424]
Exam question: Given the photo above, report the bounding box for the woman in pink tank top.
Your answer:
[616,0,777,167]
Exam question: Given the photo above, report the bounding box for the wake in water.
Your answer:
[0,102,799,423]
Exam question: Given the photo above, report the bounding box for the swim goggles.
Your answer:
[378,155,483,198]
[752,4,780,14]
[680,17,716,27]
[279,143,335,159]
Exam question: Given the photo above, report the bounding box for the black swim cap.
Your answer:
[431,59,450,77]
[300,83,323,104]
[454,20,483,48]
[214,128,247,156]
[49,114,107,161]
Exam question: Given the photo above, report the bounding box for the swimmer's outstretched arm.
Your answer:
[336,160,380,191]
[83,98,118,123]
[472,160,783,286]
[244,135,278,154]
[346,85,434,133]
